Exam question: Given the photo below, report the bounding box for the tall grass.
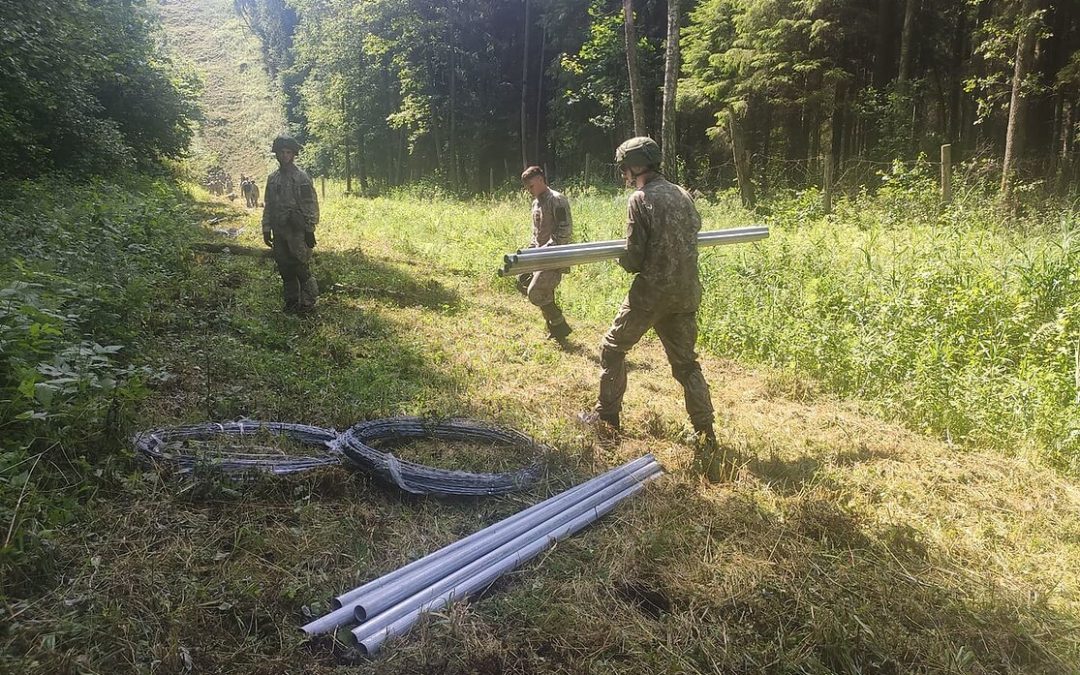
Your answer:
[323,168,1080,471]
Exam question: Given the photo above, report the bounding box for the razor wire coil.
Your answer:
[133,417,542,496]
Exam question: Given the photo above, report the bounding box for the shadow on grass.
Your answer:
[745,443,897,495]
[533,484,1078,675]
[315,246,462,311]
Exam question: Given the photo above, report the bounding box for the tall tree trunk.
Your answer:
[873,0,897,87]
[898,0,917,84]
[624,0,646,136]
[520,0,530,168]
[729,113,754,207]
[535,22,546,164]
[661,0,680,179]
[1001,0,1043,198]
[449,44,459,187]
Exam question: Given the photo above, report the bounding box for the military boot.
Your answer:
[547,318,572,340]
[576,409,620,443]
[693,424,724,483]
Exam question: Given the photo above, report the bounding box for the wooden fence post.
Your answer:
[584,152,591,188]
[940,143,952,204]
[321,175,326,200]
[823,153,833,214]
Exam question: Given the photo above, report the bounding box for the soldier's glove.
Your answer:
[304,231,316,248]
[263,230,273,247]
[515,273,532,296]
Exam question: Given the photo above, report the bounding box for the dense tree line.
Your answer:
[0,0,200,178]
[244,0,1078,197]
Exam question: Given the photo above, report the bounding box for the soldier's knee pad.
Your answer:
[526,287,550,307]
[600,347,626,370]
[671,361,702,382]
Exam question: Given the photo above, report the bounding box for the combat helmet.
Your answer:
[271,135,301,154]
[615,136,661,171]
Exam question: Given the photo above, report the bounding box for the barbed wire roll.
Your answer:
[336,417,543,496]
[132,420,343,476]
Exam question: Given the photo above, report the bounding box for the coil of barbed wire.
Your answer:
[133,417,543,496]
[336,417,543,496]
[132,420,343,476]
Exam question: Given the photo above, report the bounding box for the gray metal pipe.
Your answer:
[500,226,769,276]
[302,454,656,634]
[347,461,661,629]
[354,475,658,655]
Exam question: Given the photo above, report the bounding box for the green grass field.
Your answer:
[3,175,1079,673]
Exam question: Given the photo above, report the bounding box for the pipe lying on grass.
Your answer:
[354,475,658,655]
[499,226,769,277]
[302,454,657,635]
[302,454,662,654]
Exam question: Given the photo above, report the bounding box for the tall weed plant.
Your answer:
[697,163,1080,471]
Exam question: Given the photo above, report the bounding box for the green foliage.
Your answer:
[0,176,197,581]
[695,165,1080,470]
[0,0,199,178]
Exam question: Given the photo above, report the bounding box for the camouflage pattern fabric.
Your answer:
[618,174,703,313]
[594,174,714,429]
[263,164,320,310]
[597,300,714,429]
[529,188,572,249]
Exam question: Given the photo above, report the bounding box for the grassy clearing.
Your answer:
[156,0,286,182]
[2,177,1079,673]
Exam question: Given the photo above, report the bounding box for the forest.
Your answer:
[232,0,1080,201]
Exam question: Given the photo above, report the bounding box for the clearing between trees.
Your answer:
[2,179,1078,673]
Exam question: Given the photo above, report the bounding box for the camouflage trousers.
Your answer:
[518,270,566,326]
[272,229,318,310]
[596,299,714,429]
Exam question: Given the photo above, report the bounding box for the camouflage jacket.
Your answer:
[619,174,703,312]
[529,188,572,248]
[262,164,320,234]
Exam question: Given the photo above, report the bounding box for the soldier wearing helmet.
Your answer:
[262,135,320,314]
[580,136,721,481]
[517,165,573,341]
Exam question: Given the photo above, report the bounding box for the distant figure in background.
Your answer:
[240,174,259,208]
[262,135,320,314]
[517,165,573,341]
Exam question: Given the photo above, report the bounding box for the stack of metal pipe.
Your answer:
[499,225,769,276]
[302,454,662,655]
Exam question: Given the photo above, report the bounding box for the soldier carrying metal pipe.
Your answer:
[579,136,723,482]
[517,166,573,341]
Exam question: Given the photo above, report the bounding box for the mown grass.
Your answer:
[2,174,1079,673]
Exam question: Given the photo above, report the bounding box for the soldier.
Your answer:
[262,135,320,314]
[580,137,722,481]
[517,166,572,340]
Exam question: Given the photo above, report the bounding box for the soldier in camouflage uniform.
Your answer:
[518,166,573,340]
[580,137,722,480]
[262,135,320,314]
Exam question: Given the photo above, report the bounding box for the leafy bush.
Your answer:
[0,176,195,582]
